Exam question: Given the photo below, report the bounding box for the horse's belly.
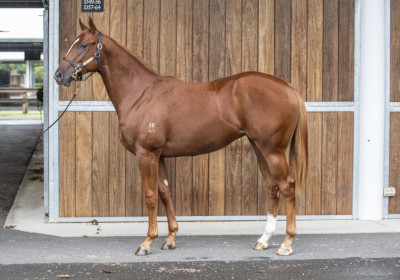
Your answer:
[161,122,243,157]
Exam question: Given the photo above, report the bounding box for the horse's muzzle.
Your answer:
[54,69,72,87]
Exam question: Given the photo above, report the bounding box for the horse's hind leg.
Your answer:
[251,142,280,251]
[265,152,297,256]
[158,158,179,250]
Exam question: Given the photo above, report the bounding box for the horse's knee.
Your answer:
[145,193,157,208]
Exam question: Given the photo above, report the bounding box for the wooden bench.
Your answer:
[0,87,38,114]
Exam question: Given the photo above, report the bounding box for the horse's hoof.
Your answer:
[277,243,293,256]
[160,241,176,250]
[135,246,151,256]
[253,242,268,250]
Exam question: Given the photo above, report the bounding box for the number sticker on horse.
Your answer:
[149,122,156,133]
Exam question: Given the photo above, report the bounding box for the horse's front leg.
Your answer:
[135,149,160,256]
[158,158,179,250]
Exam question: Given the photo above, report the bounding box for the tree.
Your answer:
[34,64,43,84]
[0,62,26,75]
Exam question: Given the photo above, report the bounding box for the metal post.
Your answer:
[43,3,50,219]
[48,0,60,222]
[358,0,387,220]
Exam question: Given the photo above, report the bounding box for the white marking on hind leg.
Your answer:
[257,213,277,248]
[163,179,168,186]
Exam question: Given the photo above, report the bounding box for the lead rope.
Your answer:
[39,72,96,138]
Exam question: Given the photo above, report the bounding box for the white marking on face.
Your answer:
[66,38,80,56]
[148,122,156,133]
[257,213,277,247]
[163,179,168,186]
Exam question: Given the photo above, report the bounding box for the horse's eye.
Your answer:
[80,43,88,48]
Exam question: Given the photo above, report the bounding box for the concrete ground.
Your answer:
[1,122,400,279]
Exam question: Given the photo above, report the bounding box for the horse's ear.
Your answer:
[88,17,98,33]
[79,18,88,31]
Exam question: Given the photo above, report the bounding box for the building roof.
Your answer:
[0,1,46,8]
[0,38,42,53]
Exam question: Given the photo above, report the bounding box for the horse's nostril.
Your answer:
[55,70,63,82]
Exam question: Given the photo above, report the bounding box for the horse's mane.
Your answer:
[108,37,157,75]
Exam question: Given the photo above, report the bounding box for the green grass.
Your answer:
[0,110,43,120]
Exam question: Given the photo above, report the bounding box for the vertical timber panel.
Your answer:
[92,0,110,101]
[306,112,322,215]
[241,0,258,215]
[209,0,226,216]
[291,0,307,101]
[321,112,338,215]
[59,0,77,101]
[109,112,126,217]
[75,112,93,217]
[225,0,242,216]
[322,0,338,102]
[322,1,339,215]
[391,0,400,102]
[192,0,210,216]
[160,0,177,77]
[307,0,323,102]
[338,0,354,101]
[59,112,76,217]
[127,0,144,59]
[291,0,307,215]
[390,113,400,214]
[257,0,274,215]
[274,0,291,83]
[125,150,143,217]
[337,0,354,214]
[126,0,144,217]
[258,0,274,76]
[337,112,353,215]
[143,0,160,73]
[75,0,93,101]
[306,0,323,215]
[175,0,193,216]
[390,1,400,214]
[92,112,109,217]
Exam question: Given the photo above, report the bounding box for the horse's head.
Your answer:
[55,17,102,87]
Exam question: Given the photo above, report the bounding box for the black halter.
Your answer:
[63,32,103,81]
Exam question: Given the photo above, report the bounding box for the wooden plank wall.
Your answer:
[390,0,400,214]
[58,0,354,218]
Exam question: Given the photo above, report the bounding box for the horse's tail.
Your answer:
[289,90,308,190]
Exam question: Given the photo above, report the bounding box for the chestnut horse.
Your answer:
[55,18,308,256]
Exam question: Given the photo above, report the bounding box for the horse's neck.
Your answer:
[98,37,158,114]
